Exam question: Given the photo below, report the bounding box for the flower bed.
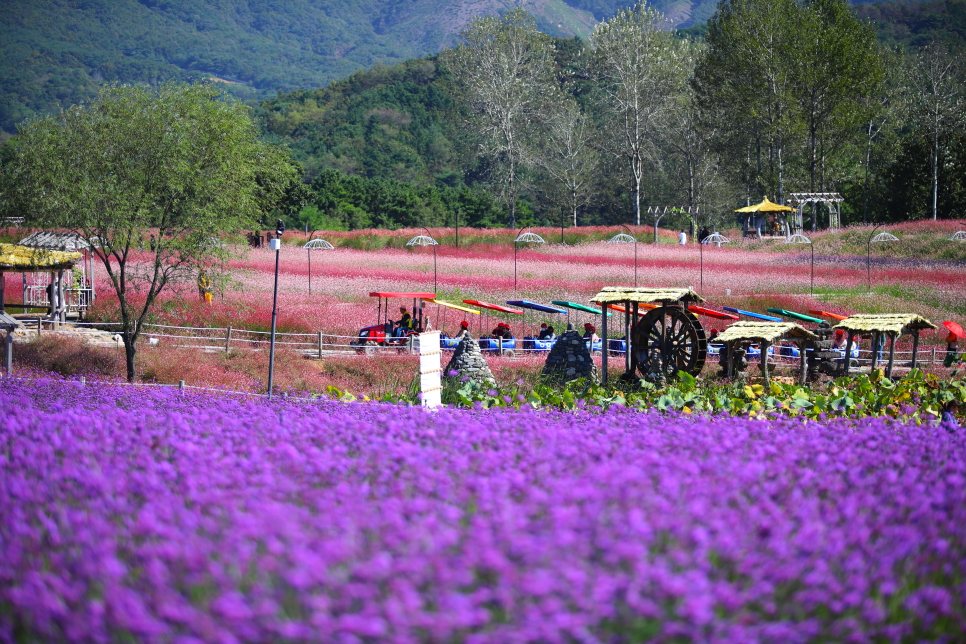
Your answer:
[2,378,964,642]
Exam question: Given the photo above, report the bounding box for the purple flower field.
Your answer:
[2,378,965,643]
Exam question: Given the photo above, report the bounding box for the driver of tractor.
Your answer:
[395,307,413,337]
[492,323,511,339]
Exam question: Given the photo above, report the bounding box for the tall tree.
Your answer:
[788,0,883,229]
[653,40,726,226]
[535,100,599,227]
[592,0,688,231]
[442,9,557,228]
[910,43,964,220]
[694,0,800,206]
[0,83,299,382]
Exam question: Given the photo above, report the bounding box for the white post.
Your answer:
[419,331,442,409]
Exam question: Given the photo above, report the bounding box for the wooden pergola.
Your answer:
[714,321,817,385]
[833,313,937,379]
[788,192,843,234]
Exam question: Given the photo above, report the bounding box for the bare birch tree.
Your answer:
[535,100,599,227]
[442,9,556,228]
[592,0,686,231]
[911,43,963,221]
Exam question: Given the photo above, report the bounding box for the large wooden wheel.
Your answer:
[631,306,707,378]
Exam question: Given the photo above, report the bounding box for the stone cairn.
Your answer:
[443,336,496,388]
[541,330,599,384]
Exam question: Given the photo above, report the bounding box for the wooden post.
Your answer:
[761,341,770,387]
[37,316,42,336]
[225,326,232,352]
[178,380,185,391]
[5,330,12,377]
[600,301,608,383]
[911,330,920,371]
[932,346,936,365]
[886,332,897,379]
[727,341,735,379]
[870,331,879,370]
[799,341,807,385]
[318,331,323,358]
[624,305,631,375]
[843,332,854,375]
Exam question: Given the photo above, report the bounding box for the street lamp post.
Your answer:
[784,233,814,296]
[867,224,899,293]
[406,227,439,292]
[513,227,546,290]
[607,225,638,287]
[267,219,285,398]
[303,237,334,295]
[699,232,731,293]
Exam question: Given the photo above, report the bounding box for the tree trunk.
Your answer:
[932,125,939,220]
[124,335,137,383]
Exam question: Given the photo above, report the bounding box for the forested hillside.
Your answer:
[256,1,966,233]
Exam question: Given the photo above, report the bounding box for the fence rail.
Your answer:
[16,319,953,367]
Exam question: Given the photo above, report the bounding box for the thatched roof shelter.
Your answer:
[832,314,936,378]
[715,321,815,385]
[833,314,936,335]
[18,232,92,253]
[592,287,705,305]
[0,244,81,272]
[715,321,817,343]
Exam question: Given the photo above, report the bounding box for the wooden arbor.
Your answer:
[788,193,843,234]
[714,321,818,386]
[833,314,937,379]
[593,287,707,383]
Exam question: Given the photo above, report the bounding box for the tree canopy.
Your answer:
[0,82,300,381]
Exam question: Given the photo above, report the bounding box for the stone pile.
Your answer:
[443,336,496,388]
[541,330,599,384]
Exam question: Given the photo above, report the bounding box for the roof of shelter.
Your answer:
[592,287,705,305]
[715,321,817,343]
[833,314,937,335]
[0,312,19,331]
[18,232,91,252]
[0,244,82,272]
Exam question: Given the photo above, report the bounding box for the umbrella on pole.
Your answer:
[303,238,334,295]
[698,232,730,292]
[867,225,898,293]
[784,233,813,296]
[513,228,546,290]
[406,228,439,292]
[607,225,638,286]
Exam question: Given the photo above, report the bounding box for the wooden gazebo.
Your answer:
[833,314,937,379]
[0,243,82,323]
[714,321,817,385]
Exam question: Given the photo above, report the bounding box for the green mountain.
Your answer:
[1,0,742,134]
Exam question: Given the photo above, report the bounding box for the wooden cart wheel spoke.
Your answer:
[631,306,707,378]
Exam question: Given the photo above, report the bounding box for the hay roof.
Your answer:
[715,321,817,343]
[0,244,81,272]
[18,232,91,252]
[833,314,937,335]
[593,286,705,305]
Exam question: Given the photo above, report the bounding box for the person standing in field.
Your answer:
[197,270,212,305]
[678,230,687,245]
[945,331,960,367]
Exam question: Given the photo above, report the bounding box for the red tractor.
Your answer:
[350,292,436,354]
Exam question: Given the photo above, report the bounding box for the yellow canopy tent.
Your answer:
[735,197,794,237]
[734,197,795,213]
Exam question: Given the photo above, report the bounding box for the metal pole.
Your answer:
[308,249,311,295]
[514,241,517,290]
[433,245,437,293]
[700,240,703,293]
[267,244,281,398]
[868,223,882,294]
[810,242,814,297]
[5,330,12,377]
[455,208,459,248]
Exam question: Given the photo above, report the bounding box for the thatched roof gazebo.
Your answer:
[0,243,82,324]
[592,287,707,382]
[715,321,817,385]
[832,314,937,378]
